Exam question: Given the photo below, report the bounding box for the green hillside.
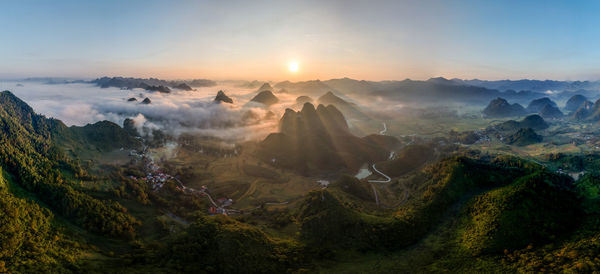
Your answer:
[2,90,600,272]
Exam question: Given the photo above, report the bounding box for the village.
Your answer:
[127,148,237,216]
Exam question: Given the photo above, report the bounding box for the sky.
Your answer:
[1,0,600,81]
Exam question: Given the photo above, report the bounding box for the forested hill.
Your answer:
[0,90,139,271]
[3,89,600,273]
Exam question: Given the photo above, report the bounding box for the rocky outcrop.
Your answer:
[145,85,171,93]
[526,97,558,113]
[250,90,279,106]
[482,98,526,118]
[174,83,193,91]
[257,103,396,175]
[565,95,589,112]
[505,128,543,146]
[214,90,233,104]
[538,104,563,119]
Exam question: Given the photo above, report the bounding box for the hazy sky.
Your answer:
[2,0,600,81]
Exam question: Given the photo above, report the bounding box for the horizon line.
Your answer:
[2,75,600,83]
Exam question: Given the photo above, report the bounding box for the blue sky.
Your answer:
[1,0,599,81]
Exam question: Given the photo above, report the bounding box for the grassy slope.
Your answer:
[300,156,587,272]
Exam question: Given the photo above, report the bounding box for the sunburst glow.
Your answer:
[288,61,299,72]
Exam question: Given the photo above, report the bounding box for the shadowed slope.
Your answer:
[258,103,394,175]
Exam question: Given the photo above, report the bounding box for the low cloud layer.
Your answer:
[6,81,299,142]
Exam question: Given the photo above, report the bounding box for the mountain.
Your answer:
[123,118,139,136]
[2,88,600,272]
[571,100,595,120]
[455,79,600,92]
[566,98,600,121]
[323,77,379,95]
[505,128,543,146]
[519,114,548,130]
[55,120,143,153]
[0,91,143,272]
[174,83,193,91]
[497,114,549,131]
[426,77,461,85]
[127,97,137,102]
[460,171,579,254]
[257,103,394,174]
[92,76,162,89]
[141,97,151,104]
[274,80,334,97]
[317,91,369,120]
[318,91,350,106]
[91,77,216,90]
[229,79,262,89]
[538,104,564,119]
[250,90,279,106]
[270,78,548,105]
[482,98,527,118]
[0,90,139,237]
[361,134,402,151]
[214,90,233,104]
[520,114,549,130]
[186,79,216,87]
[369,80,543,104]
[295,95,313,105]
[257,82,274,92]
[145,85,171,93]
[585,99,600,121]
[378,144,435,177]
[526,97,558,113]
[565,95,589,112]
[297,156,580,264]
[0,90,140,152]
[282,77,485,102]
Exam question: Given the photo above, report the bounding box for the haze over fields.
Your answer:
[3,1,600,273]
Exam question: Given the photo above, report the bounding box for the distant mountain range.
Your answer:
[90,77,216,91]
[270,78,549,105]
[450,78,600,92]
[17,76,600,105]
[267,77,600,105]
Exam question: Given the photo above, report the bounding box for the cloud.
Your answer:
[8,81,292,142]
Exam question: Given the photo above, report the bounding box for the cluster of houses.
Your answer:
[128,148,238,216]
[128,172,171,191]
[125,156,174,192]
[207,197,234,216]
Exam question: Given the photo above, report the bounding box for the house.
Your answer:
[216,208,227,215]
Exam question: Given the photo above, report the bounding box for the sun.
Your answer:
[288,61,299,72]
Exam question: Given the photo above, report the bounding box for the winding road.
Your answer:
[368,163,391,183]
[379,122,387,135]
